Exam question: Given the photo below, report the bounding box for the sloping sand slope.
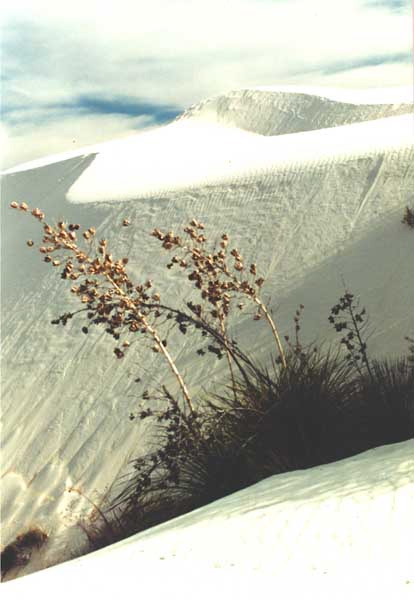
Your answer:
[1,88,413,576]
[2,440,413,598]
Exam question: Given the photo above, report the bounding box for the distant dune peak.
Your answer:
[178,88,413,137]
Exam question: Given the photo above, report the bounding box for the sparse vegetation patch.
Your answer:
[9,203,414,563]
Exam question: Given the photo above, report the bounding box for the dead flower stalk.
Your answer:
[10,202,194,415]
[151,219,287,369]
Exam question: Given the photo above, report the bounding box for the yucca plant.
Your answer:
[9,203,414,567]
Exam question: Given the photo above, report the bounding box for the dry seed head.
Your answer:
[31,208,44,220]
[10,201,19,209]
[20,202,29,211]
[151,228,164,240]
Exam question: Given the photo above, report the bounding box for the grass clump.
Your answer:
[10,204,414,559]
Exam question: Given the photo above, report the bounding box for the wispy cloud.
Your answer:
[2,94,181,127]
[364,0,410,12]
[322,52,412,75]
[1,0,412,168]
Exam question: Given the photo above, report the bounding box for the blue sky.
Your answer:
[1,0,413,168]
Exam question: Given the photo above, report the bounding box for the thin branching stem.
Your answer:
[254,298,287,369]
[105,273,195,414]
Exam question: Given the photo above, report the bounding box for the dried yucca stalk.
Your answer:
[152,219,287,369]
[11,202,194,416]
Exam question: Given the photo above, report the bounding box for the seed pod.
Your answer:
[10,201,19,209]
[26,240,34,247]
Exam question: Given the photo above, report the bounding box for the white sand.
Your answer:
[1,87,413,588]
[2,440,414,598]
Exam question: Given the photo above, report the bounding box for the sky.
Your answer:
[1,0,413,169]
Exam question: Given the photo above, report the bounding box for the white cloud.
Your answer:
[1,0,412,168]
